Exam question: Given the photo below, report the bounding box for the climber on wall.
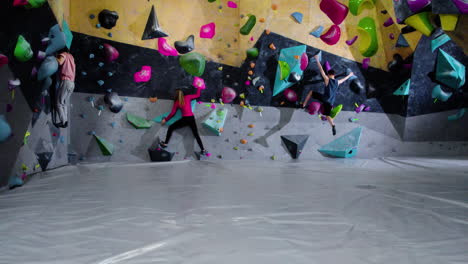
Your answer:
[302,55,355,136]
[160,86,207,155]
[55,50,75,128]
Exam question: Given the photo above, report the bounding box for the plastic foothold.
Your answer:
[349,0,376,16]
[320,25,341,45]
[308,102,322,115]
[108,33,113,37]
[357,17,378,57]
[98,62,104,67]
[389,33,395,40]
[240,15,256,35]
[362,58,370,69]
[291,12,303,23]
[127,113,152,129]
[200,22,216,39]
[284,88,298,102]
[158,38,178,56]
[310,26,324,38]
[281,135,309,159]
[300,52,309,71]
[14,35,33,62]
[227,1,237,8]
[432,85,452,102]
[246,48,259,58]
[103,43,119,62]
[278,61,291,81]
[221,87,237,103]
[94,135,114,156]
[31,67,37,77]
[288,72,302,83]
[192,77,206,89]
[404,12,434,37]
[142,5,168,40]
[98,9,119,29]
[431,33,451,52]
[37,56,58,81]
[104,92,123,113]
[89,14,95,19]
[320,0,349,25]
[174,35,195,54]
[89,53,95,59]
[0,54,9,68]
[0,115,12,143]
[383,17,394,27]
[179,52,206,76]
[439,14,459,32]
[97,80,105,86]
[355,104,366,113]
[346,35,358,46]
[134,66,152,83]
[407,0,431,13]
[96,24,101,28]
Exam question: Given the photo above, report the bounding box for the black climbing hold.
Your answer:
[174,35,195,54]
[288,72,302,83]
[349,79,364,94]
[281,135,309,159]
[98,9,119,29]
[388,53,404,72]
[401,25,416,34]
[36,152,53,171]
[104,92,123,113]
[142,5,168,40]
[381,10,388,14]
[148,148,174,162]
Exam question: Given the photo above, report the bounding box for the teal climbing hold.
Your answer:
[431,34,451,52]
[432,85,452,102]
[62,20,73,49]
[203,108,228,136]
[448,108,466,121]
[291,12,303,23]
[94,135,114,156]
[179,52,206,76]
[14,35,33,62]
[127,113,153,129]
[273,45,307,96]
[318,127,363,158]
[436,49,465,90]
[8,176,23,189]
[393,79,411,96]
[154,100,197,126]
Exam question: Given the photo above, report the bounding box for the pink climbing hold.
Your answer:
[13,0,28,6]
[0,54,8,68]
[157,38,178,56]
[245,80,251,86]
[362,58,370,70]
[210,103,216,109]
[134,66,152,83]
[300,52,308,71]
[324,61,332,72]
[364,106,371,112]
[284,88,298,102]
[319,0,349,25]
[192,77,206,89]
[250,36,254,41]
[389,33,395,40]
[346,35,358,46]
[320,25,341,45]
[200,22,216,39]
[407,0,431,13]
[227,1,238,8]
[206,152,212,157]
[308,101,322,115]
[103,43,119,62]
[221,87,237,103]
[383,17,394,27]
[355,104,365,113]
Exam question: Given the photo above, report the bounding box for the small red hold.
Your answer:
[52,133,58,137]
[34,108,39,113]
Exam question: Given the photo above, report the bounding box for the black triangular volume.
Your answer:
[281,135,309,159]
[36,152,54,171]
[142,5,168,40]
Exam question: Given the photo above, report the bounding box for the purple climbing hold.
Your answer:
[346,35,358,46]
[355,104,365,113]
[407,0,431,13]
[383,17,394,27]
[320,0,349,25]
[362,58,370,69]
[452,0,468,13]
[308,101,322,115]
[325,61,332,72]
[389,33,395,39]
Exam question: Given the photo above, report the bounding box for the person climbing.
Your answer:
[55,50,75,128]
[160,86,207,155]
[302,55,355,136]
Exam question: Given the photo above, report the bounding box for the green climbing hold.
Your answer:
[404,12,434,37]
[330,104,343,118]
[246,47,259,58]
[94,135,114,156]
[208,0,216,2]
[240,14,256,35]
[278,61,290,80]
[357,17,378,57]
[26,0,47,8]
[14,35,33,62]
[179,52,206,76]
[127,113,153,129]
[349,0,376,16]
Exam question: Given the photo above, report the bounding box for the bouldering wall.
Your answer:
[48,0,70,26]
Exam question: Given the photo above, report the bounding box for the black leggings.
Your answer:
[164,116,205,150]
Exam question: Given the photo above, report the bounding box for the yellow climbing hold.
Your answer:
[440,14,459,31]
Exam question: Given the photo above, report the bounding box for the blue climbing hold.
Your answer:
[97,80,105,86]
[396,33,410,47]
[310,26,324,38]
[90,14,95,19]
[108,32,113,37]
[107,72,113,77]
[98,62,104,67]
[96,24,101,28]
[291,12,303,23]
[318,127,363,158]
[89,54,95,59]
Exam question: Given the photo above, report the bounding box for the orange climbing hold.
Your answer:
[271,4,278,10]
[269,43,276,50]
[248,124,255,128]
[240,101,245,106]
[219,127,224,133]
[149,97,158,103]
[250,62,255,68]
[248,70,253,75]
[259,18,265,23]
[240,139,248,144]
[294,55,300,59]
